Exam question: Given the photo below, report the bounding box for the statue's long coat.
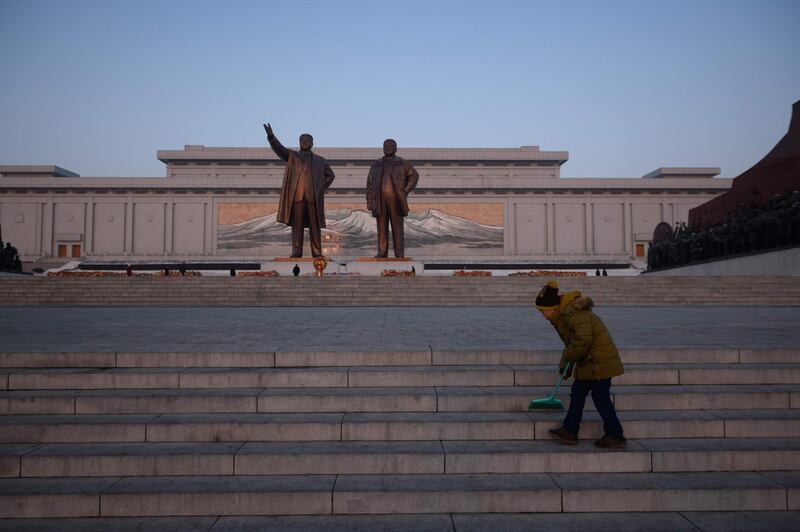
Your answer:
[268,134,335,229]
[365,156,419,217]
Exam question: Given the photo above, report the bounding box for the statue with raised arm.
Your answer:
[366,139,419,258]
[263,123,335,258]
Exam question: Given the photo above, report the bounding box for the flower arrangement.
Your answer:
[47,270,203,277]
[155,270,202,277]
[381,269,415,277]
[509,271,587,277]
[238,270,280,277]
[313,256,329,276]
[48,271,128,277]
[452,270,492,277]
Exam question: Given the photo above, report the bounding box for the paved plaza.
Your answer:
[1,306,799,352]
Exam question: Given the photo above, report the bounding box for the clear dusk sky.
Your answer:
[1,0,798,178]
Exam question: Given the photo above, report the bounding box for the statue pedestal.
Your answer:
[265,257,315,276]
[349,257,422,276]
[261,257,423,276]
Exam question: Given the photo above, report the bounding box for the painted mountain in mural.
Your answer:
[406,209,502,247]
[217,212,290,250]
[218,208,503,252]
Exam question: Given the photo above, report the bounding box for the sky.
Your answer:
[0,0,798,178]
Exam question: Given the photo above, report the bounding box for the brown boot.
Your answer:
[595,434,627,449]
[548,427,578,445]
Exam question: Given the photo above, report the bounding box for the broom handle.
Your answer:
[549,362,573,399]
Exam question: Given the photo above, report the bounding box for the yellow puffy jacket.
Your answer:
[552,290,624,380]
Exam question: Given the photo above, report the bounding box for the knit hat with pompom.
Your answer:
[535,279,560,311]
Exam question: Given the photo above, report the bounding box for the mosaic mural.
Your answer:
[217,203,504,256]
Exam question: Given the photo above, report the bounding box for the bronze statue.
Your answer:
[264,123,335,258]
[366,139,419,258]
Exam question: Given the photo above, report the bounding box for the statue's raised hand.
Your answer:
[263,123,274,137]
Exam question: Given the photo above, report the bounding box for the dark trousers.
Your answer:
[376,195,404,258]
[563,378,624,438]
[290,200,322,258]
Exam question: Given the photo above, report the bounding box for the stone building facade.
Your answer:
[0,145,730,264]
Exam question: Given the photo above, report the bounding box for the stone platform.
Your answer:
[265,258,423,276]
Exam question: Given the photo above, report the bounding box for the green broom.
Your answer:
[528,362,573,410]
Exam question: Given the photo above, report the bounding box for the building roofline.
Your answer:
[157,145,570,165]
[0,165,80,177]
[642,167,721,179]
[0,176,733,193]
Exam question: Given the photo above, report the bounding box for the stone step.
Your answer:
[238,512,800,532]
[516,363,800,386]
[0,413,347,444]
[0,439,649,477]
[3,471,790,518]
[433,349,741,366]
[4,277,800,306]
[3,441,443,477]
[637,437,800,472]
[0,440,626,479]
[20,438,776,477]
[672,364,800,385]
[438,384,800,413]
[444,438,800,474]
[608,384,800,411]
[5,283,796,291]
[351,411,728,441]
[0,475,337,518]
[7,279,797,284]
[6,298,800,307]
[7,299,798,307]
[2,367,350,390]
[532,409,800,440]
[0,515,455,531]
[553,471,799,513]
[5,512,800,531]
[2,348,796,369]
[273,351,433,368]
[2,384,799,415]
[0,516,222,531]
[7,363,800,391]
[2,409,800,445]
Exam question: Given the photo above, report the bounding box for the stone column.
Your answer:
[623,201,632,254]
[43,202,54,256]
[33,203,43,256]
[124,199,134,254]
[210,197,218,256]
[84,201,94,255]
[165,201,174,254]
[204,200,213,255]
[546,201,556,254]
[585,201,593,253]
[510,198,518,255]
[661,199,671,226]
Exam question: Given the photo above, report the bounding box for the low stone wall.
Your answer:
[648,246,800,276]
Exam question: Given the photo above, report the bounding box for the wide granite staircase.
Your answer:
[2,276,800,306]
[1,347,800,530]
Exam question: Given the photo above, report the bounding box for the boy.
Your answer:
[535,279,626,448]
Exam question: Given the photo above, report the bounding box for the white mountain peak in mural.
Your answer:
[327,209,377,236]
[410,209,501,237]
[219,212,283,236]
